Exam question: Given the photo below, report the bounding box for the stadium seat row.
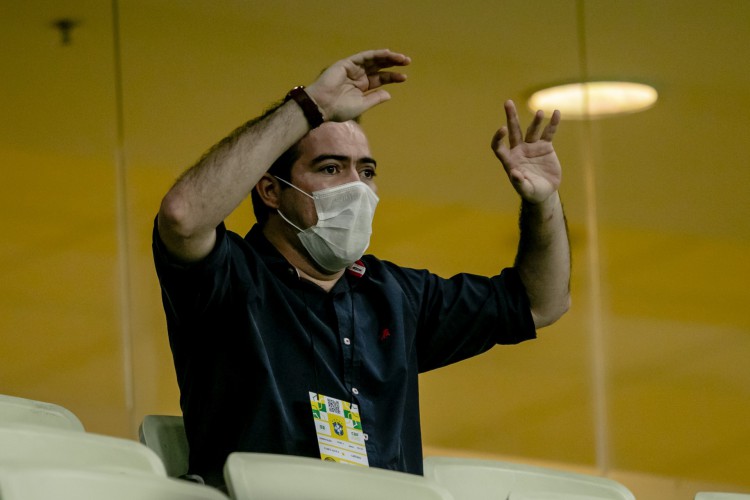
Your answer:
[2,393,747,499]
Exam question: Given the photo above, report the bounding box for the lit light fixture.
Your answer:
[528,81,658,119]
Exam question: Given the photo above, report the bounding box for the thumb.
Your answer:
[361,89,392,111]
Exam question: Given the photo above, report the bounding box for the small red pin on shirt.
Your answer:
[379,328,391,342]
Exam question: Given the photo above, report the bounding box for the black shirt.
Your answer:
[153,221,536,487]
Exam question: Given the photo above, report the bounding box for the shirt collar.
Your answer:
[245,224,371,289]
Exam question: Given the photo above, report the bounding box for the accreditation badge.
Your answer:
[309,392,369,466]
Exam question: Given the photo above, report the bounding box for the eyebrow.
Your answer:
[311,154,377,168]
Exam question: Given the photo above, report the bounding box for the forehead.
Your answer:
[296,121,371,161]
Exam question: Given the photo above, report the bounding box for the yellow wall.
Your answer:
[2,1,749,498]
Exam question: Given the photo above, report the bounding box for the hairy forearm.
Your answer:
[157,100,309,260]
[514,192,571,328]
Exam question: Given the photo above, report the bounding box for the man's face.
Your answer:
[280,121,377,229]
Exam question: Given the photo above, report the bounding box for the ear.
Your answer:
[255,173,282,210]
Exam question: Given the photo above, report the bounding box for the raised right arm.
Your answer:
[157,49,411,263]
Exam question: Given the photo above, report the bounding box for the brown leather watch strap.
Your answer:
[285,86,324,129]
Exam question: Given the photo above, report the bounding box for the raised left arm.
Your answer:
[491,100,571,328]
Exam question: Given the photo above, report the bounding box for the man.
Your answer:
[153,49,570,488]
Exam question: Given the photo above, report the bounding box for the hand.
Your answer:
[306,49,411,122]
[491,100,562,204]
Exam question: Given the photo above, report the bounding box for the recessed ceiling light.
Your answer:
[528,81,658,119]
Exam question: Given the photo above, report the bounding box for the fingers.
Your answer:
[490,127,507,156]
[525,110,545,142]
[362,89,392,109]
[354,49,410,91]
[491,126,512,170]
[501,100,561,147]
[504,100,524,148]
[350,49,412,72]
[310,49,409,121]
[367,70,408,91]
[491,128,529,192]
[540,109,561,142]
[526,108,561,142]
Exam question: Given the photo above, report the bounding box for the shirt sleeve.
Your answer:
[152,218,235,321]
[415,267,536,373]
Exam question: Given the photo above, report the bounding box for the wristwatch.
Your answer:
[285,86,325,129]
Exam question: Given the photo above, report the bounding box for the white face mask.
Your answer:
[275,176,379,273]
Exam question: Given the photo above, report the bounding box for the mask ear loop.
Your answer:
[274,175,316,233]
[277,209,304,233]
[274,175,314,199]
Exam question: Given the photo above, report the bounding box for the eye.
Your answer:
[321,165,338,175]
[359,166,377,179]
[360,167,377,179]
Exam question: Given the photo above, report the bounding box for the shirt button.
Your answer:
[343,338,351,345]
[352,387,359,395]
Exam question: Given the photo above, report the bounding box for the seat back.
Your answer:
[424,456,634,500]
[0,394,84,432]
[0,466,228,500]
[138,414,189,478]
[224,452,454,500]
[696,494,750,500]
[0,424,166,476]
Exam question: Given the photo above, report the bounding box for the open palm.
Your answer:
[491,100,562,204]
